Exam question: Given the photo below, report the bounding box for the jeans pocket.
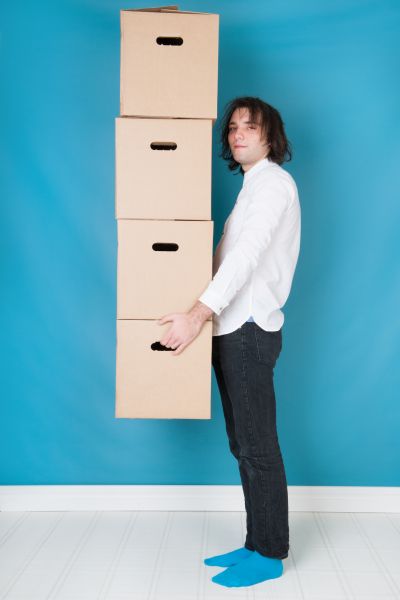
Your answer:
[254,325,282,366]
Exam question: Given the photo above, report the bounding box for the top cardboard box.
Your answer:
[120,6,219,119]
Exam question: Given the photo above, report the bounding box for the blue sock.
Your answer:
[211,550,283,587]
[204,546,254,567]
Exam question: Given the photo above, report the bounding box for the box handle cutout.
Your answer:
[156,36,183,46]
[150,142,177,151]
[151,341,174,351]
[152,243,179,252]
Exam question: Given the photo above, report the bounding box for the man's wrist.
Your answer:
[188,300,214,324]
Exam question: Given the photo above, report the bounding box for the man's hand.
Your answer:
[157,301,214,356]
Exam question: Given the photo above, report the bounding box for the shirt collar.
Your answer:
[243,157,273,186]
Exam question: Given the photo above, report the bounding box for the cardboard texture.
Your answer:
[115,319,212,419]
[115,117,212,220]
[117,219,213,319]
[120,7,219,118]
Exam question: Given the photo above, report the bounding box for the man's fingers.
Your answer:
[159,333,168,346]
[165,337,179,349]
[171,341,189,356]
[160,333,179,348]
[158,315,176,345]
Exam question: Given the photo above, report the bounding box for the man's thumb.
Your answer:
[157,314,172,325]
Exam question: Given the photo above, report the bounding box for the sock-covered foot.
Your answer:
[211,550,283,587]
[204,546,254,567]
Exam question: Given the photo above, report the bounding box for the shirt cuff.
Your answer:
[198,288,228,316]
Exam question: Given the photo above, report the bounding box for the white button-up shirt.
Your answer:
[198,157,301,336]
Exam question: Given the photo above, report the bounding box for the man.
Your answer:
[158,96,301,587]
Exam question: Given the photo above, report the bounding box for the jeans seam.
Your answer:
[240,325,269,551]
[254,324,262,362]
[240,326,256,454]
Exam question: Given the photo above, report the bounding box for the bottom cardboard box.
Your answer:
[116,319,212,419]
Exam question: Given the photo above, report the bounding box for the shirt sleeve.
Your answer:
[198,175,292,315]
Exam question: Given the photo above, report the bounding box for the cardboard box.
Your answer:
[115,319,212,419]
[120,7,219,118]
[117,219,213,319]
[115,117,212,220]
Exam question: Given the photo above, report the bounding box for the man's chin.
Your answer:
[236,156,250,166]
[233,152,248,164]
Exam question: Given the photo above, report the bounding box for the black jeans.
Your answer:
[212,321,289,560]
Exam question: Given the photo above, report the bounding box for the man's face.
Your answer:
[227,107,270,172]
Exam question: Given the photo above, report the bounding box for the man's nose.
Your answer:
[234,129,244,140]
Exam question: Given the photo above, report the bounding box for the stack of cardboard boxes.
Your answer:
[115,6,219,419]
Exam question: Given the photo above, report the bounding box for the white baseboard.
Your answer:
[0,485,399,512]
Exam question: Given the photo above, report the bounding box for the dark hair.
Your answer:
[218,96,292,175]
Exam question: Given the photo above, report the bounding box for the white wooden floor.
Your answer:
[0,510,399,599]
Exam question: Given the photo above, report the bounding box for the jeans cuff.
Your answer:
[252,544,289,560]
[244,542,255,551]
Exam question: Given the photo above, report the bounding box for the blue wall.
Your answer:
[1,0,399,485]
